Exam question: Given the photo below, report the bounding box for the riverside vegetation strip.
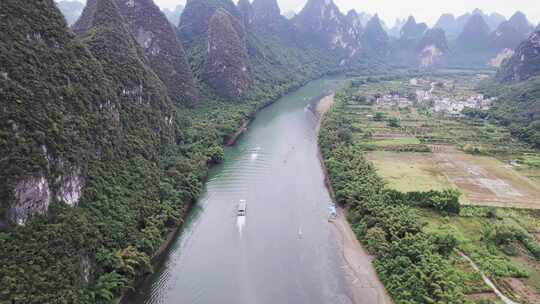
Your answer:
[319,79,540,303]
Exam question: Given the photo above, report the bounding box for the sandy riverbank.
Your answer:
[316,95,393,304]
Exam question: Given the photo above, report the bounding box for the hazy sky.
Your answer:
[77,0,540,26]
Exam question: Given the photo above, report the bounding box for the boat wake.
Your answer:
[237,216,245,236]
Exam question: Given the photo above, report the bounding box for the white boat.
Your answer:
[328,202,337,220]
[237,200,247,217]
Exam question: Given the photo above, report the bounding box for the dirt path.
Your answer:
[331,208,394,304]
[317,94,393,304]
[458,251,520,304]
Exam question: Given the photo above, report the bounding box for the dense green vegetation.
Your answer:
[0,1,350,302]
[477,76,540,148]
[319,88,465,303]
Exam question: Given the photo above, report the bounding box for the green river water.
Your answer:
[127,77,360,304]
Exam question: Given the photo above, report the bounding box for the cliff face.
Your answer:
[497,30,540,82]
[112,0,200,106]
[392,17,444,68]
[293,0,360,57]
[179,0,250,99]
[417,29,449,67]
[0,0,118,225]
[78,0,176,138]
[251,0,294,40]
[179,0,241,45]
[203,9,251,98]
[345,10,364,40]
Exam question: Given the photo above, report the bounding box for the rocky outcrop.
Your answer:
[392,16,430,66]
[77,0,176,138]
[112,0,200,105]
[251,0,295,42]
[9,175,51,225]
[490,48,515,67]
[345,10,364,40]
[1,0,120,225]
[417,28,449,67]
[497,30,540,82]
[179,0,241,44]
[55,163,84,207]
[361,14,389,56]
[203,9,251,98]
[293,0,360,56]
[7,146,85,225]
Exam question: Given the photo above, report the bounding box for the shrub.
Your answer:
[387,117,401,128]
[364,227,390,255]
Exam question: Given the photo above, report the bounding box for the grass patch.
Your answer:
[369,137,421,146]
[367,151,455,192]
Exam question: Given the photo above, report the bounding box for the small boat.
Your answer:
[328,202,337,221]
[237,200,247,217]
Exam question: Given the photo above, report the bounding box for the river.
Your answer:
[126,77,358,304]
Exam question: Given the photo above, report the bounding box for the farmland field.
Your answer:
[346,73,540,209]
[325,73,540,303]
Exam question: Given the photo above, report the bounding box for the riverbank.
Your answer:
[316,95,393,304]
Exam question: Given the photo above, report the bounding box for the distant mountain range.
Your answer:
[434,9,506,39]
[54,1,538,69]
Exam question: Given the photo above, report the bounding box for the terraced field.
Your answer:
[344,76,540,209]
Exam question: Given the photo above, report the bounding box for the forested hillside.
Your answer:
[0,0,366,302]
[476,30,540,147]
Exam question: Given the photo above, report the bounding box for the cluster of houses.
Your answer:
[431,94,495,115]
[373,78,496,115]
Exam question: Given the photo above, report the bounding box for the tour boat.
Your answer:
[237,200,247,217]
